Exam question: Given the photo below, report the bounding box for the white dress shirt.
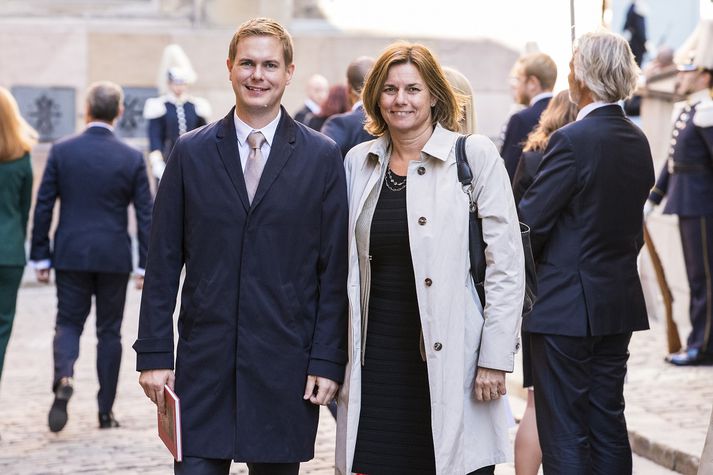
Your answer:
[233,110,281,172]
[576,101,621,121]
[529,91,554,106]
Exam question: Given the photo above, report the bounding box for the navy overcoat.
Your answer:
[134,107,349,461]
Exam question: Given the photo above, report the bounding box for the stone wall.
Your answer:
[0,14,518,145]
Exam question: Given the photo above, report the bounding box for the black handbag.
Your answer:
[455,135,537,316]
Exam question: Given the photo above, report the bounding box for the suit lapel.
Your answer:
[250,107,297,210]
[215,108,250,212]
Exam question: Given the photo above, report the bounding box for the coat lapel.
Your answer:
[215,108,250,212]
[250,107,297,210]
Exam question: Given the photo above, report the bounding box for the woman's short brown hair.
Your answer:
[228,17,294,66]
[362,42,463,136]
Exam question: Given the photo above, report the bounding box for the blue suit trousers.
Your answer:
[53,270,128,413]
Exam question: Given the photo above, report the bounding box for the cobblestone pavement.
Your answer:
[0,281,686,474]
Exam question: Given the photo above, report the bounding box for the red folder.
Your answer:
[158,385,182,461]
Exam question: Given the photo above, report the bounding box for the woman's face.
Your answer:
[378,62,434,136]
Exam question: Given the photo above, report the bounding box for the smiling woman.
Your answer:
[336,42,525,475]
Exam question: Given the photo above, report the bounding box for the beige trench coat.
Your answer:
[335,124,525,474]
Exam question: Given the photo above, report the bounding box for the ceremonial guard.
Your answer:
[646,20,713,366]
[143,44,211,182]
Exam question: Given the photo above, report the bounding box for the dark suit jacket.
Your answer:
[133,107,348,461]
[30,126,152,273]
[518,105,654,336]
[0,153,33,266]
[293,104,316,128]
[512,149,543,205]
[501,97,551,180]
[320,105,375,159]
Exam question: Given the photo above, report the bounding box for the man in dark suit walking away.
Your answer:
[501,52,557,181]
[30,81,152,433]
[321,56,375,159]
[518,32,654,474]
[135,18,348,475]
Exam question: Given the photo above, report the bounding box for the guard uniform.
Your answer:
[143,94,210,173]
[649,90,713,362]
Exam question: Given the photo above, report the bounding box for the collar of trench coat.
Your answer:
[363,122,454,164]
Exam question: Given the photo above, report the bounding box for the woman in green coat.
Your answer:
[0,86,36,382]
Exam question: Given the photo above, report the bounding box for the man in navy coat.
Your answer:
[30,81,152,432]
[320,56,375,159]
[501,52,557,181]
[518,32,654,473]
[645,22,713,366]
[134,18,348,475]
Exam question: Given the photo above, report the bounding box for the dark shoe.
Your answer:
[48,377,73,433]
[666,348,713,366]
[98,412,120,429]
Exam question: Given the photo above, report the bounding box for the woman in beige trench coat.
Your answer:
[335,42,525,475]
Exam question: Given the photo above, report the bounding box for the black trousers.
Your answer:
[174,458,299,475]
[530,332,632,475]
[679,216,713,354]
[53,270,129,414]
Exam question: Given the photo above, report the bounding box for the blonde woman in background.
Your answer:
[0,86,37,394]
[443,66,477,134]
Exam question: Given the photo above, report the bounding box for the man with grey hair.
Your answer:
[321,56,375,158]
[518,31,654,473]
[30,81,152,433]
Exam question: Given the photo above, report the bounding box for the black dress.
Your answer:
[351,173,437,475]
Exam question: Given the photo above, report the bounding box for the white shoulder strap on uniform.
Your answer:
[143,97,167,120]
[693,100,713,128]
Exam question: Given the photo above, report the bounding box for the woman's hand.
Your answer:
[474,367,507,401]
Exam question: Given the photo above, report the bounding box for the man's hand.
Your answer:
[303,375,339,406]
[474,367,507,402]
[643,200,656,219]
[134,275,144,290]
[139,369,175,415]
[35,268,50,284]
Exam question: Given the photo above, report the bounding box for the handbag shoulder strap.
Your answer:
[455,135,472,186]
[455,134,477,212]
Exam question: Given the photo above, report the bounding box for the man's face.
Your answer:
[509,65,530,105]
[308,78,328,105]
[227,35,294,122]
[675,70,706,97]
[169,82,188,98]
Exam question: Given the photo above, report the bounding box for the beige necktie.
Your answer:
[245,131,266,203]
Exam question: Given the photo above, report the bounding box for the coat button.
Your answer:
[418,216,427,225]
[417,166,426,175]
[425,278,432,287]
[434,342,442,351]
